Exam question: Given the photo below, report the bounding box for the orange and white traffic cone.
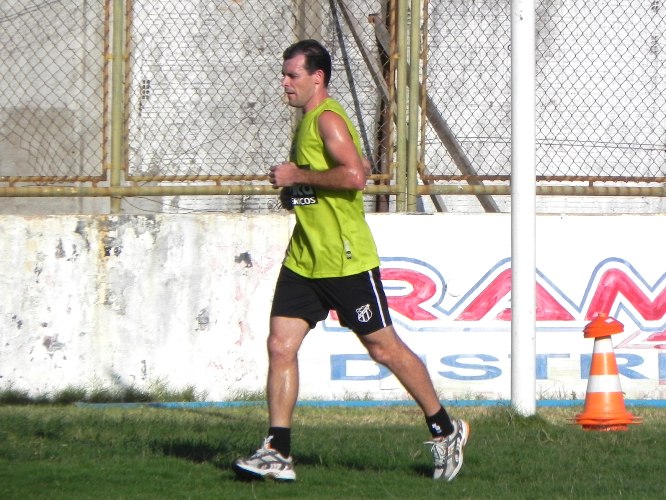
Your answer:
[575,314,641,431]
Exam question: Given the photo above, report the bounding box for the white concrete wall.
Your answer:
[0,213,289,399]
[1,213,665,401]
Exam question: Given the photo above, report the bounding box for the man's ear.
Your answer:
[313,69,325,86]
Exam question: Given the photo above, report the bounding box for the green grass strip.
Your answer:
[1,405,665,499]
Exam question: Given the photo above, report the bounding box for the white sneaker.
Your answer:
[233,437,296,481]
[425,419,470,481]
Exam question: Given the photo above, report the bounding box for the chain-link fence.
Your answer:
[122,0,392,213]
[0,0,106,182]
[1,0,664,214]
[423,0,665,212]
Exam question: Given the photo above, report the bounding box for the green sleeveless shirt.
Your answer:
[283,98,380,278]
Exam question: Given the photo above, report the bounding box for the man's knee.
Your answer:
[267,334,295,360]
[267,316,309,361]
[267,331,307,363]
[366,339,409,367]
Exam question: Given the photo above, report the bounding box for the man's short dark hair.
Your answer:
[283,39,332,86]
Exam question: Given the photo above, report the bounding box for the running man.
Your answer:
[233,39,469,482]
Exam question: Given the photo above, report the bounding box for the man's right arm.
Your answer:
[269,111,366,191]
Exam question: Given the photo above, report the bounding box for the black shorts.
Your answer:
[271,266,393,335]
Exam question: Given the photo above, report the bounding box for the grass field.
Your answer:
[1,402,665,499]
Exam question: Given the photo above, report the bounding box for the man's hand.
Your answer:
[279,187,294,210]
[269,162,301,188]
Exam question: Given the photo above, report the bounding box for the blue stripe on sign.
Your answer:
[75,399,666,409]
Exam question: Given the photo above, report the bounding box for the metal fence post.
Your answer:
[406,0,421,212]
[511,0,537,417]
[395,0,408,212]
[109,0,126,213]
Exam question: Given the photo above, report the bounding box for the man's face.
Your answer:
[281,54,321,111]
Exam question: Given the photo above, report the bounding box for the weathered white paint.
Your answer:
[1,213,665,401]
[0,214,289,399]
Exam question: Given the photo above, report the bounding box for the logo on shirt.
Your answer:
[356,304,373,323]
[290,184,318,206]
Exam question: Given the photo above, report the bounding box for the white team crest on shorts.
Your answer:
[356,304,373,323]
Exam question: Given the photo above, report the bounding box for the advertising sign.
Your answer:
[297,214,666,401]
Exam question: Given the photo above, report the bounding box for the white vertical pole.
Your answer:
[511,0,537,415]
